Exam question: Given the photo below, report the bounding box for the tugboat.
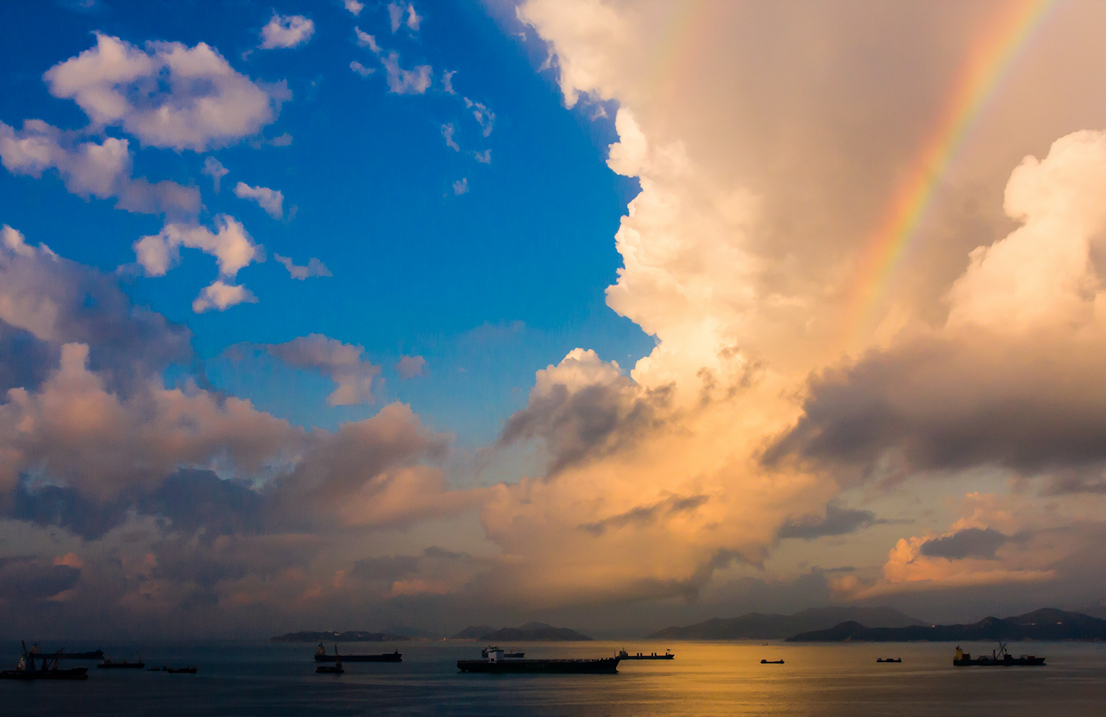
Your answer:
[760,659,785,664]
[315,642,402,662]
[316,645,345,674]
[618,649,674,660]
[458,647,620,674]
[876,658,902,663]
[953,644,1045,666]
[0,643,88,680]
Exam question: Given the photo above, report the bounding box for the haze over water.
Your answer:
[4,641,1104,716]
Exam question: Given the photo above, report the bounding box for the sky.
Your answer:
[5,0,1106,640]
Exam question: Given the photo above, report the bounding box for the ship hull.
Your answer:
[315,653,401,662]
[953,657,1045,666]
[457,658,620,674]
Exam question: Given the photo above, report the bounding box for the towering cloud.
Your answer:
[470,0,1106,615]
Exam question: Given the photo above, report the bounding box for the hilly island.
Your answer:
[650,607,924,640]
[786,609,1106,642]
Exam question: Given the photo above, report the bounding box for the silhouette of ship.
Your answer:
[314,642,402,662]
[954,644,1045,666]
[618,649,674,660]
[98,654,145,669]
[458,647,620,674]
[876,657,902,663]
[316,646,344,674]
[0,642,88,680]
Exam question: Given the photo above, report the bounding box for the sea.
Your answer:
[2,639,1104,716]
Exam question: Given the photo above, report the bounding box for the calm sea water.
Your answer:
[2,639,1104,716]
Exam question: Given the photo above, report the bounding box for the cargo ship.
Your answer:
[458,648,620,674]
[0,643,88,680]
[21,643,103,660]
[618,649,674,660]
[98,655,145,669]
[314,643,402,662]
[954,644,1045,666]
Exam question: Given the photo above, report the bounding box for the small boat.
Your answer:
[316,645,345,674]
[760,659,785,664]
[876,658,902,663]
[459,648,620,674]
[953,644,1044,667]
[148,667,162,671]
[618,649,674,660]
[0,644,88,681]
[315,643,402,662]
[165,666,197,674]
[98,654,145,669]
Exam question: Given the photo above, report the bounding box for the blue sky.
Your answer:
[0,0,651,445]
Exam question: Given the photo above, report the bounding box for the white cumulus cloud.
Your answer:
[0,119,200,216]
[463,98,495,137]
[134,215,262,279]
[350,61,374,77]
[233,181,284,219]
[265,334,381,406]
[259,13,315,50]
[44,33,286,152]
[275,254,331,280]
[388,3,421,32]
[441,124,459,151]
[201,157,228,192]
[192,280,257,313]
[394,355,427,379]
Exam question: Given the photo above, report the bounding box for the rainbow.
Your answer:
[848,0,1059,345]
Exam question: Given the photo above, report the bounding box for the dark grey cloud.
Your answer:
[140,469,266,536]
[919,527,1008,560]
[766,334,1106,479]
[351,555,420,582]
[1041,472,1106,496]
[580,494,709,536]
[0,249,191,393]
[778,503,897,540]
[0,319,58,393]
[0,556,80,601]
[499,377,673,477]
[11,480,131,540]
[9,469,264,540]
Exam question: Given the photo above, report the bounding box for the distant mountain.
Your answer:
[451,625,497,640]
[479,622,592,642]
[785,608,1106,642]
[649,606,925,640]
[270,630,410,643]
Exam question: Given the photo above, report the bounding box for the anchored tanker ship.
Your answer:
[458,648,620,674]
